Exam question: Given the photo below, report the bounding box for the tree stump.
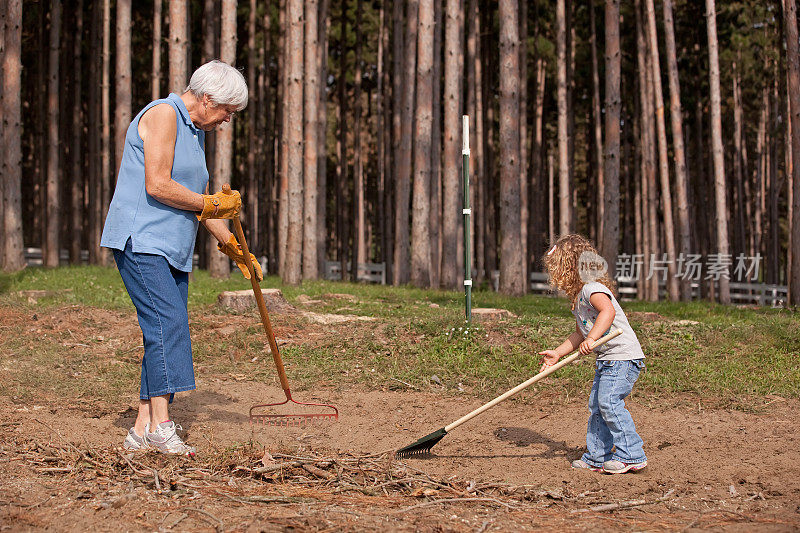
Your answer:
[217,289,295,314]
[471,308,518,321]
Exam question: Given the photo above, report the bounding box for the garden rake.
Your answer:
[395,328,623,457]
[224,186,339,427]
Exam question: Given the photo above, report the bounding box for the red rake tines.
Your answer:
[249,393,339,426]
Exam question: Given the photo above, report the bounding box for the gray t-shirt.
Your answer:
[572,282,645,361]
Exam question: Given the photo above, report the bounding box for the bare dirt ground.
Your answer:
[1,304,800,531]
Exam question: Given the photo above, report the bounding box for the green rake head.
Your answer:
[395,428,448,458]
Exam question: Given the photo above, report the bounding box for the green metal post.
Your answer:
[462,116,472,323]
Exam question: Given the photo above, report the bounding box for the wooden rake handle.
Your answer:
[443,328,624,433]
[223,185,292,395]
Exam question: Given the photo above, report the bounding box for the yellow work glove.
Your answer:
[217,234,263,282]
[197,188,242,220]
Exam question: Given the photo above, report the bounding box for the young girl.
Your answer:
[539,234,648,474]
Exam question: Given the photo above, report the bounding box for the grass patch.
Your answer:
[0,266,798,408]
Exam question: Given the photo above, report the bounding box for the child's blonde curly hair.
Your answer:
[543,234,617,303]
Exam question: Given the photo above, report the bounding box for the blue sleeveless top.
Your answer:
[101,93,209,272]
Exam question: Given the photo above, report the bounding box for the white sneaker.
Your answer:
[146,421,195,456]
[603,459,647,474]
[123,424,149,451]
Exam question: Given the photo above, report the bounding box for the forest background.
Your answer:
[2,0,800,305]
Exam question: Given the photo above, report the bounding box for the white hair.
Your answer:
[185,60,248,111]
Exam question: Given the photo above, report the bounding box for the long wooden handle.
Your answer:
[230,214,292,395]
[444,328,624,433]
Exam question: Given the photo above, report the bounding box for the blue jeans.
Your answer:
[113,239,195,402]
[581,359,647,467]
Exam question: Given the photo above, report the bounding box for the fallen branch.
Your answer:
[184,507,223,533]
[571,489,676,513]
[391,496,520,514]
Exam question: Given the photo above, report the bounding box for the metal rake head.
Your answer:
[395,428,447,458]
[249,398,339,427]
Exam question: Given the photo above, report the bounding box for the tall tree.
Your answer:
[591,0,605,243]
[211,0,238,278]
[303,0,319,279]
[412,0,433,287]
[441,0,463,289]
[556,0,570,236]
[429,0,442,288]
[70,0,84,265]
[353,0,365,276]
[44,0,62,267]
[100,0,111,265]
[663,0,692,300]
[705,0,731,303]
[168,0,188,92]
[784,0,800,305]
[247,0,259,256]
[316,0,329,275]
[284,0,304,285]
[152,0,162,99]
[498,0,524,295]
[644,0,678,300]
[2,0,24,271]
[115,0,131,176]
[600,0,620,280]
[394,0,418,285]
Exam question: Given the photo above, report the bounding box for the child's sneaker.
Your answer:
[123,425,149,451]
[146,421,195,456]
[571,459,602,472]
[603,460,647,474]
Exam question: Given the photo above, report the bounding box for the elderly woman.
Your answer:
[101,61,261,455]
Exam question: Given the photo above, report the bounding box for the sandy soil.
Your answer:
[1,301,799,531]
[2,379,799,532]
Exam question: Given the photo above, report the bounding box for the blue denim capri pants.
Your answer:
[113,239,196,402]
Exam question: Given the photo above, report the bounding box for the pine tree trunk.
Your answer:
[644,0,678,300]
[705,0,731,303]
[519,0,528,280]
[284,0,304,285]
[88,0,100,265]
[336,0,347,279]
[317,0,329,275]
[395,0,418,285]
[530,57,546,258]
[44,0,62,267]
[382,0,393,282]
[0,0,5,267]
[662,0,692,300]
[601,0,620,280]
[755,82,768,264]
[100,0,111,266]
[211,0,237,278]
[247,0,259,256]
[377,1,387,279]
[556,0,570,237]
[2,0,24,271]
[441,0,462,289]
[168,0,188,92]
[636,0,658,301]
[70,0,84,265]
[152,0,162,99]
[303,0,320,279]
[412,0,433,287]
[783,0,800,305]
[732,61,747,258]
[388,0,404,285]
[115,0,131,176]
[591,1,605,243]
[497,0,524,295]
[353,0,365,277]
[429,0,442,288]
[200,0,218,271]
[467,0,481,282]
